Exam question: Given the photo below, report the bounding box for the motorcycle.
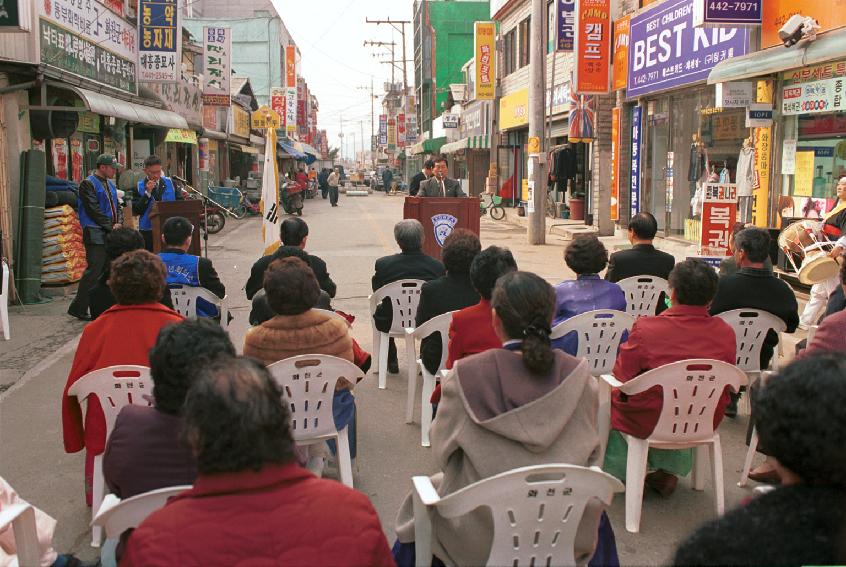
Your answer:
[281,179,305,216]
[172,176,227,235]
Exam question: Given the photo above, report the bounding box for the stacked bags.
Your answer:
[45,175,80,208]
[42,205,87,285]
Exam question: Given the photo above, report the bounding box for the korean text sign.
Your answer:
[627,0,749,98]
[285,46,297,135]
[612,16,630,91]
[474,22,496,100]
[203,27,231,106]
[611,107,620,221]
[630,106,642,217]
[138,0,181,83]
[557,0,575,51]
[700,182,738,255]
[573,0,611,94]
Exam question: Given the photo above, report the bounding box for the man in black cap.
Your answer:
[68,154,123,320]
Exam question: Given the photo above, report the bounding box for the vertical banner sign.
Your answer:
[285,46,297,135]
[700,183,738,256]
[379,114,388,145]
[387,118,397,149]
[138,0,181,82]
[573,0,611,94]
[630,106,642,216]
[752,79,774,227]
[612,16,630,91]
[474,22,496,100]
[610,107,620,221]
[557,0,575,51]
[398,113,406,147]
[271,87,286,130]
[202,27,231,106]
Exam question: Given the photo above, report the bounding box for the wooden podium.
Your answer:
[403,197,481,259]
[150,200,204,255]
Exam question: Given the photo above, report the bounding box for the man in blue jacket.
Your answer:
[68,154,123,321]
[133,155,181,251]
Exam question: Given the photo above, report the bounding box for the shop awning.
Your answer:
[164,129,198,144]
[278,141,308,160]
[238,144,259,154]
[201,129,227,140]
[441,135,490,154]
[250,134,266,147]
[409,136,447,155]
[67,86,188,129]
[299,142,320,158]
[708,27,846,84]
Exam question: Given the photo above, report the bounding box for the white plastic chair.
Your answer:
[601,359,744,533]
[168,285,229,328]
[616,276,669,318]
[267,355,363,488]
[0,503,41,567]
[1,259,9,340]
[368,279,425,389]
[66,365,153,546]
[552,309,635,460]
[715,309,787,380]
[404,311,455,447]
[412,464,624,567]
[92,485,190,539]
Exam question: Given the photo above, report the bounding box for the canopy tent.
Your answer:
[440,135,491,154]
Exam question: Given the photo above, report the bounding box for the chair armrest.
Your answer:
[600,374,624,389]
[412,476,441,507]
[92,494,122,526]
[404,327,415,337]
[0,503,31,529]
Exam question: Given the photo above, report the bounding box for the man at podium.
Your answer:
[133,155,181,251]
[418,155,466,198]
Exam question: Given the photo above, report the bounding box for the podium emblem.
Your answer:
[431,213,458,247]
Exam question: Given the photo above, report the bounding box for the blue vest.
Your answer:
[78,175,119,230]
[137,177,176,231]
[159,251,217,318]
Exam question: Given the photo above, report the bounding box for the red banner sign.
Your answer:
[700,183,738,256]
[610,107,620,221]
[573,0,611,94]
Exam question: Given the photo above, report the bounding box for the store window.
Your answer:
[503,29,517,76]
[518,17,531,68]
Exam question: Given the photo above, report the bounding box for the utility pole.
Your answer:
[364,40,397,85]
[527,0,547,245]
[357,77,377,169]
[365,17,411,93]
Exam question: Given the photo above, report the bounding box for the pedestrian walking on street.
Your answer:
[327,167,340,206]
[68,154,124,321]
[381,167,393,193]
[318,167,330,199]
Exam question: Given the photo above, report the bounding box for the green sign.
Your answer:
[39,19,137,95]
[0,0,20,28]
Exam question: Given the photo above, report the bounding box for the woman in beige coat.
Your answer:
[394,271,617,567]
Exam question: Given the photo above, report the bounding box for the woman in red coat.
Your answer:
[62,249,183,505]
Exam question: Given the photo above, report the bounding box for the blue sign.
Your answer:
[687,256,724,270]
[556,0,575,52]
[693,0,762,27]
[630,105,642,217]
[627,0,749,98]
[138,0,181,82]
[748,109,772,120]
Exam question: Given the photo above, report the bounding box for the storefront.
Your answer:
[497,88,529,204]
[440,100,492,196]
[201,106,228,186]
[146,81,204,186]
[626,0,751,241]
[227,104,256,185]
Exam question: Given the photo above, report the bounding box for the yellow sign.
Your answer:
[164,129,198,144]
[474,22,496,101]
[794,151,815,197]
[752,79,773,227]
[251,105,280,130]
[499,88,529,130]
[527,136,540,155]
[232,106,251,139]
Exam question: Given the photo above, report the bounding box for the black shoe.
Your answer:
[68,308,91,321]
[725,392,740,418]
[388,360,399,374]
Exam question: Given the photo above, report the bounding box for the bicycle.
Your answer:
[546,190,559,219]
[479,193,506,220]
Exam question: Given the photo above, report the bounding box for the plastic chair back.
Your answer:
[617,276,669,318]
[369,279,425,334]
[617,359,744,444]
[409,311,455,374]
[267,355,364,443]
[92,486,190,539]
[715,309,787,373]
[416,465,623,567]
[168,285,228,327]
[66,365,152,434]
[0,503,41,567]
[1,259,9,340]
[551,310,635,376]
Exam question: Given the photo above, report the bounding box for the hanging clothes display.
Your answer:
[736,139,756,224]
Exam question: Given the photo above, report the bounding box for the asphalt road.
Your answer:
[0,191,779,565]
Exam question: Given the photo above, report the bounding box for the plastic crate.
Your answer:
[208,186,241,208]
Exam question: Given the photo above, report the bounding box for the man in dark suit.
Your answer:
[415,229,482,374]
[373,219,445,373]
[606,212,675,313]
[418,155,466,197]
[245,217,336,300]
[409,159,434,197]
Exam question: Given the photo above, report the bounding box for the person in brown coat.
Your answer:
[393,271,617,567]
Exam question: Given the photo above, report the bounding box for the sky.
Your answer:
[270,0,415,160]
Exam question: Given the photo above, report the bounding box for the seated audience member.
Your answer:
[605,212,675,288]
[796,263,846,359]
[121,357,394,567]
[553,234,627,355]
[244,257,360,464]
[103,319,235,499]
[89,227,173,319]
[62,250,183,505]
[415,229,482,375]
[159,216,225,318]
[394,272,616,567]
[674,354,846,567]
[718,222,773,277]
[605,259,736,496]
[246,217,336,299]
[372,219,445,374]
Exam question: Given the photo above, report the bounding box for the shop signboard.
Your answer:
[782,139,797,174]
[793,150,815,197]
[700,182,738,255]
[556,0,575,51]
[165,129,198,144]
[398,114,406,147]
[285,46,297,136]
[198,138,209,171]
[387,118,397,149]
[752,125,771,226]
[611,107,620,221]
[783,61,846,85]
[782,78,846,116]
[251,106,280,130]
[716,81,754,107]
[70,136,84,182]
[138,0,181,83]
[406,114,418,141]
[630,105,642,216]
[627,0,749,98]
[77,112,100,134]
[460,101,487,138]
[474,22,496,100]
[499,88,529,130]
[693,0,762,27]
[612,16,630,91]
[147,82,202,127]
[573,0,611,94]
[545,81,571,115]
[379,114,387,145]
[39,0,137,94]
[746,104,773,128]
[442,114,460,129]
[270,87,286,130]
[202,26,231,106]
[202,106,220,131]
[762,0,846,49]
[231,106,251,139]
